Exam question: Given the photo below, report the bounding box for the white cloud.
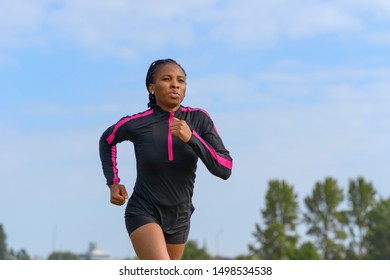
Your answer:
[209,0,360,47]
[336,0,390,18]
[2,0,390,59]
[0,52,17,66]
[0,0,49,48]
[18,100,143,118]
[46,0,202,59]
[186,73,258,109]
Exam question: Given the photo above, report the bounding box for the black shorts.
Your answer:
[124,212,191,244]
[124,195,194,244]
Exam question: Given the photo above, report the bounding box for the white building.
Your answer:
[79,242,110,260]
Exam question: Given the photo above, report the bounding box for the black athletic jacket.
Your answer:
[99,105,232,211]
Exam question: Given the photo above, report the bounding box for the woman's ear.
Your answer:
[148,84,154,94]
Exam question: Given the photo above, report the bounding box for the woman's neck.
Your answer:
[157,103,180,112]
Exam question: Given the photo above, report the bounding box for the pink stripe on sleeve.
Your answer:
[181,107,221,136]
[181,106,210,117]
[111,145,120,184]
[192,131,233,169]
[106,109,154,145]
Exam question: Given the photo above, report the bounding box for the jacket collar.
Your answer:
[154,105,183,117]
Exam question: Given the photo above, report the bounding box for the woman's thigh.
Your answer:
[130,223,170,260]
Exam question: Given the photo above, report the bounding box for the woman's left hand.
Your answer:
[170,117,192,143]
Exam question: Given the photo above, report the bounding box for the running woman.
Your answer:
[99,59,233,260]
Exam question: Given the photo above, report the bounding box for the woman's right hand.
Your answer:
[108,184,128,206]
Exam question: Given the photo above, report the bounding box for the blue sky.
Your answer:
[1,0,390,259]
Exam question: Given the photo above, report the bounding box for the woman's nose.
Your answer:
[171,80,179,88]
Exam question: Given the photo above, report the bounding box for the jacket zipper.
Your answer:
[168,112,174,161]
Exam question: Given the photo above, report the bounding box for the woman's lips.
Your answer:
[168,92,180,98]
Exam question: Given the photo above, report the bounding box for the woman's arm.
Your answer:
[171,114,233,180]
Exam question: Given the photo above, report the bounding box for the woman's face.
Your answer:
[149,63,187,112]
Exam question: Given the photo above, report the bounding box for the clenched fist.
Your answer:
[170,117,192,143]
[108,184,128,206]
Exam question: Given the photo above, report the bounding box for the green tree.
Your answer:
[47,251,80,260]
[293,242,321,260]
[182,240,211,260]
[235,254,261,260]
[0,224,9,259]
[250,180,299,259]
[364,198,390,259]
[9,249,31,260]
[346,177,377,259]
[303,177,347,259]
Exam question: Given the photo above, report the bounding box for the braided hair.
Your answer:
[145,58,187,108]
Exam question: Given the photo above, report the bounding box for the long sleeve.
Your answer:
[99,109,154,186]
[187,115,233,180]
[99,125,121,186]
[99,116,134,186]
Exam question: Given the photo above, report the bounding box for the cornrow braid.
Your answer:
[145,58,187,108]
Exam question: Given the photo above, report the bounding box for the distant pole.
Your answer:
[52,225,57,253]
[216,229,223,257]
